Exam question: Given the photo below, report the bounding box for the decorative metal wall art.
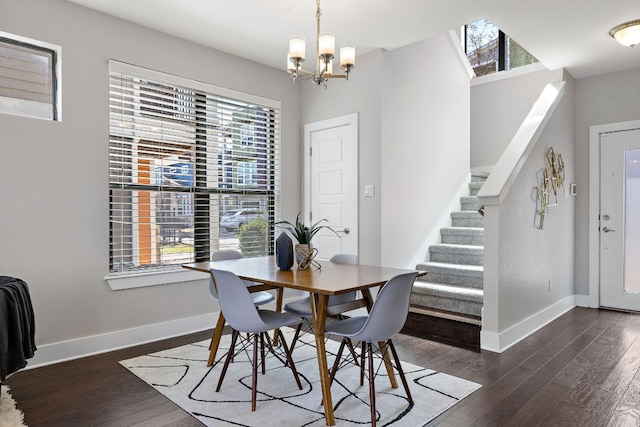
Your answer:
[534,147,565,230]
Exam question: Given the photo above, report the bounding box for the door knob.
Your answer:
[340,227,350,234]
[602,227,615,233]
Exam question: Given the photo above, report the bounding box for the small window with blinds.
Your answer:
[109,61,281,274]
[0,34,59,121]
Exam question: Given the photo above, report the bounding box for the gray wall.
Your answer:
[300,50,384,267]
[301,33,471,270]
[0,0,301,356]
[380,34,470,268]
[574,68,640,295]
[496,75,576,332]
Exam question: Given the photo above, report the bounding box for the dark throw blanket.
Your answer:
[0,276,36,381]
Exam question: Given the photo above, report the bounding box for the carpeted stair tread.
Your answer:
[412,281,483,302]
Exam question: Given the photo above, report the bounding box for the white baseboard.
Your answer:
[480,295,576,353]
[25,296,299,369]
[26,312,216,369]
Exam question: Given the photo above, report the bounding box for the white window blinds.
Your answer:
[108,61,281,274]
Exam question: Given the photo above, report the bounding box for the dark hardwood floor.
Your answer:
[5,307,640,426]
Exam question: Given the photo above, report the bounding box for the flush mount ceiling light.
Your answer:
[609,19,640,47]
[287,0,355,87]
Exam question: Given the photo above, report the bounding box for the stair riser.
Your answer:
[461,198,482,211]
[471,174,489,183]
[469,182,483,196]
[451,217,484,227]
[418,273,483,289]
[410,293,482,317]
[441,234,483,246]
[430,252,483,266]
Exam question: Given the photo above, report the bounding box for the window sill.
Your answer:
[105,268,207,290]
[470,62,547,87]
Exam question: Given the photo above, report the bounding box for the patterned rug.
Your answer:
[120,331,481,426]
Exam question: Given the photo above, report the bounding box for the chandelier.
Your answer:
[287,0,355,86]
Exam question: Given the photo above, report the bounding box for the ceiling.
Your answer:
[68,0,640,79]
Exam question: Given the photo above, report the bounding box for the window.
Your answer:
[0,32,60,120]
[464,19,538,77]
[108,61,280,274]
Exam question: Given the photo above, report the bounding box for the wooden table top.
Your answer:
[182,256,423,295]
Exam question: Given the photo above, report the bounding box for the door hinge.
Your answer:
[309,146,312,156]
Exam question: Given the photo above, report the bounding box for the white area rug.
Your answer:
[120,331,481,426]
[0,386,26,427]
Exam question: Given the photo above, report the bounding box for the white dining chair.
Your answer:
[207,250,275,365]
[324,271,418,427]
[284,254,359,360]
[210,268,304,411]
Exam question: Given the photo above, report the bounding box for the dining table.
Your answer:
[183,255,423,426]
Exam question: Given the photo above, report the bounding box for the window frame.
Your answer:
[106,61,281,289]
[0,31,61,121]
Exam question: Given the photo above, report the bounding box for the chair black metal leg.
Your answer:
[278,329,303,390]
[252,333,258,411]
[387,339,413,403]
[216,330,239,392]
[367,342,377,427]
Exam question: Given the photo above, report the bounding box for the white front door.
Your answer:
[600,128,640,310]
[304,113,358,261]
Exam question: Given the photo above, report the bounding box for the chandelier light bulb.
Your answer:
[289,36,306,60]
[318,32,335,57]
[340,44,355,67]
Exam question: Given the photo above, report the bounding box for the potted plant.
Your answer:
[275,212,339,263]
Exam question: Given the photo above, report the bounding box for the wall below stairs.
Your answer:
[479,71,577,352]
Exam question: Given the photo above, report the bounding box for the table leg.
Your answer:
[207,311,226,367]
[310,293,335,426]
[361,289,398,388]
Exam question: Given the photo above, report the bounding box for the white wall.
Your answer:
[0,0,301,364]
[380,33,471,269]
[574,68,640,295]
[471,65,559,169]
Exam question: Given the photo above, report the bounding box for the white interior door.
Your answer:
[304,113,358,261]
[600,128,640,310]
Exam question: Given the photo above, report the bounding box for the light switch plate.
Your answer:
[364,184,375,197]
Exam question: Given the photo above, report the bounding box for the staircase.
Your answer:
[402,171,487,350]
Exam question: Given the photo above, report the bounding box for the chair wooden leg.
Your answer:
[367,342,377,427]
[387,339,413,403]
[216,330,239,392]
[252,333,258,411]
[278,329,303,389]
[328,338,348,387]
[360,341,366,386]
[346,339,360,367]
[260,333,266,375]
[288,323,303,360]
